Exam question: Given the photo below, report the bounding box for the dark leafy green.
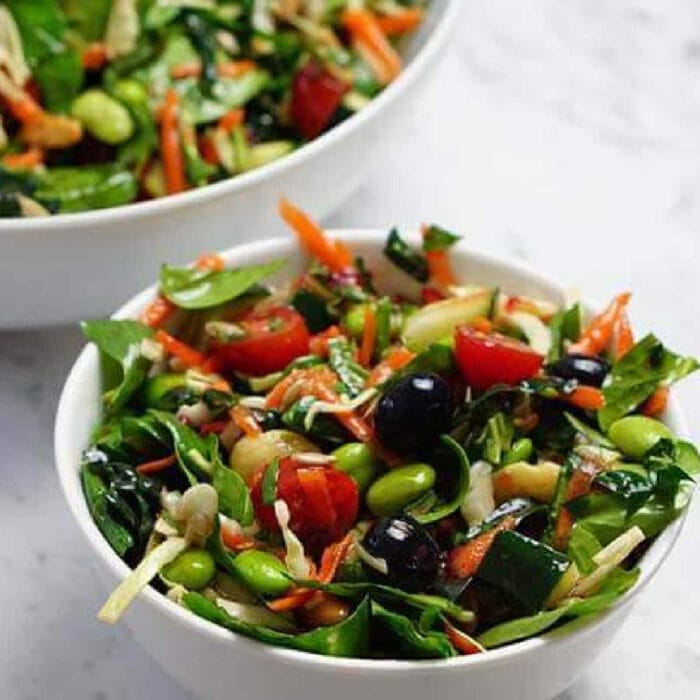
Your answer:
[291,289,334,333]
[184,592,371,658]
[547,303,582,362]
[160,260,285,309]
[599,334,699,430]
[211,446,254,526]
[421,225,460,252]
[383,228,428,283]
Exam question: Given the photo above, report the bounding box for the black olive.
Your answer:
[362,516,441,592]
[375,373,451,454]
[546,353,611,388]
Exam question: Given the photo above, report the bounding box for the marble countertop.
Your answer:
[2,1,699,697]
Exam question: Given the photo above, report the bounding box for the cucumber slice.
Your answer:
[477,530,569,613]
[504,311,552,356]
[401,290,494,352]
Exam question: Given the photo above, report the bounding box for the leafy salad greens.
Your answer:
[79,200,698,659]
[0,0,427,216]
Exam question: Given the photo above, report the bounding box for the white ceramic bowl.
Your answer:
[55,232,690,700]
[0,0,458,329]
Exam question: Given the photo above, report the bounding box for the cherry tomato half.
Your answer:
[213,306,310,376]
[290,61,347,140]
[252,457,359,552]
[454,326,543,390]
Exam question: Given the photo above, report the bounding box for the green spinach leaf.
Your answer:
[328,337,367,397]
[211,445,254,526]
[183,593,371,657]
[599,334,699,430]
[160,259,285,309]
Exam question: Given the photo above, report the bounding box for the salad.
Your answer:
[81,201,699,659]
[0,1,426,217]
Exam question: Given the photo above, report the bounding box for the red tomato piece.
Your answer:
[454,326,543,391]
[251,457,359,552]
[421,286,446,305]
[290,61,348,140]
[213,306,311,376]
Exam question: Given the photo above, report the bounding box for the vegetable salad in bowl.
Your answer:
[80,201,698,659]
[0,1,427,217]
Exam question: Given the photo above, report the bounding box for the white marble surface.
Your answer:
[2,0,700,697]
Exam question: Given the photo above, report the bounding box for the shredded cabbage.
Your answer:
[274,499,311,579]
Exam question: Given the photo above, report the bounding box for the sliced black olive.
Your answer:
[362,516,441,592]
[375,373,451,454]
[546,353,611,388]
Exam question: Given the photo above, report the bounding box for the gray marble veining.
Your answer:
[2,1,699,697]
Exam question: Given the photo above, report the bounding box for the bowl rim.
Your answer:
[1,0,459,235]
[54,230,691,673]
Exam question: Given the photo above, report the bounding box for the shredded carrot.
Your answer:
[358,306,377,367]
[155,329,206,369]
[82,42,108,70]
[342,9,402,84]
[265,368,307,409]
[161,89,187,194]
[2,147,43,169]
[218,60,258,78]
[569,292,631,356]
[230,404,262,438]
[136,454,177,475]
[642,385,669,417]
[469,315,493,334]
[278,198,353,273]
[195,253,225,271]
[367,346,415,386]
[565,385,605,411]
[268,533,353,612]
[309,326,343,357]
[552,463,599,549]
[218,108,245,133]
[309,375,374,442]
[199,133,220,166]
[376,8,424,35]
[141,295,177,328]
[445,621,485,655]
[612,310,634,359]
[426,249,457,287]
[171,60,257,80]
[6,93,43,124]
[447,517,516,579]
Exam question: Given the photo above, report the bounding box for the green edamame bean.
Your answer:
[233,550,292,597]
[142,373,187,408]
[503,438,533,465]
[366,463,436,516]
[111,79,149,106]
[332,443,381,493]
[608,415,673,459]
[161,549,215,590]
[71,89,134,144]
[342,304,369,338]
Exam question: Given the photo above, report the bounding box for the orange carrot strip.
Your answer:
[195,253,225,271]
[82,42,108,70]
[230,404,262,438]
[155,329,206,368]
[217,108,245,133]
[161,89,187,194]
[141,295,177,328]
[342,9,402,83]
[358,306,377,367]
[565,386,605,411]
[569,292,631,356]
[265,369,307,409]
[170,62,202,79]
[470,316,493,334]
[613,310,634,359]
[376,8,424,35]
[426,249,457,287]
[366,346,416,387]
[6,93,43,124]
[2,147,44,169]
[445,621,485,655]
[642,385,669,417]
[309,326,343,357]
[279,198,353,273]
[136,454,177,475]
[309,376,374,442]
[447,517,516,579]
[218,60,257,78]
